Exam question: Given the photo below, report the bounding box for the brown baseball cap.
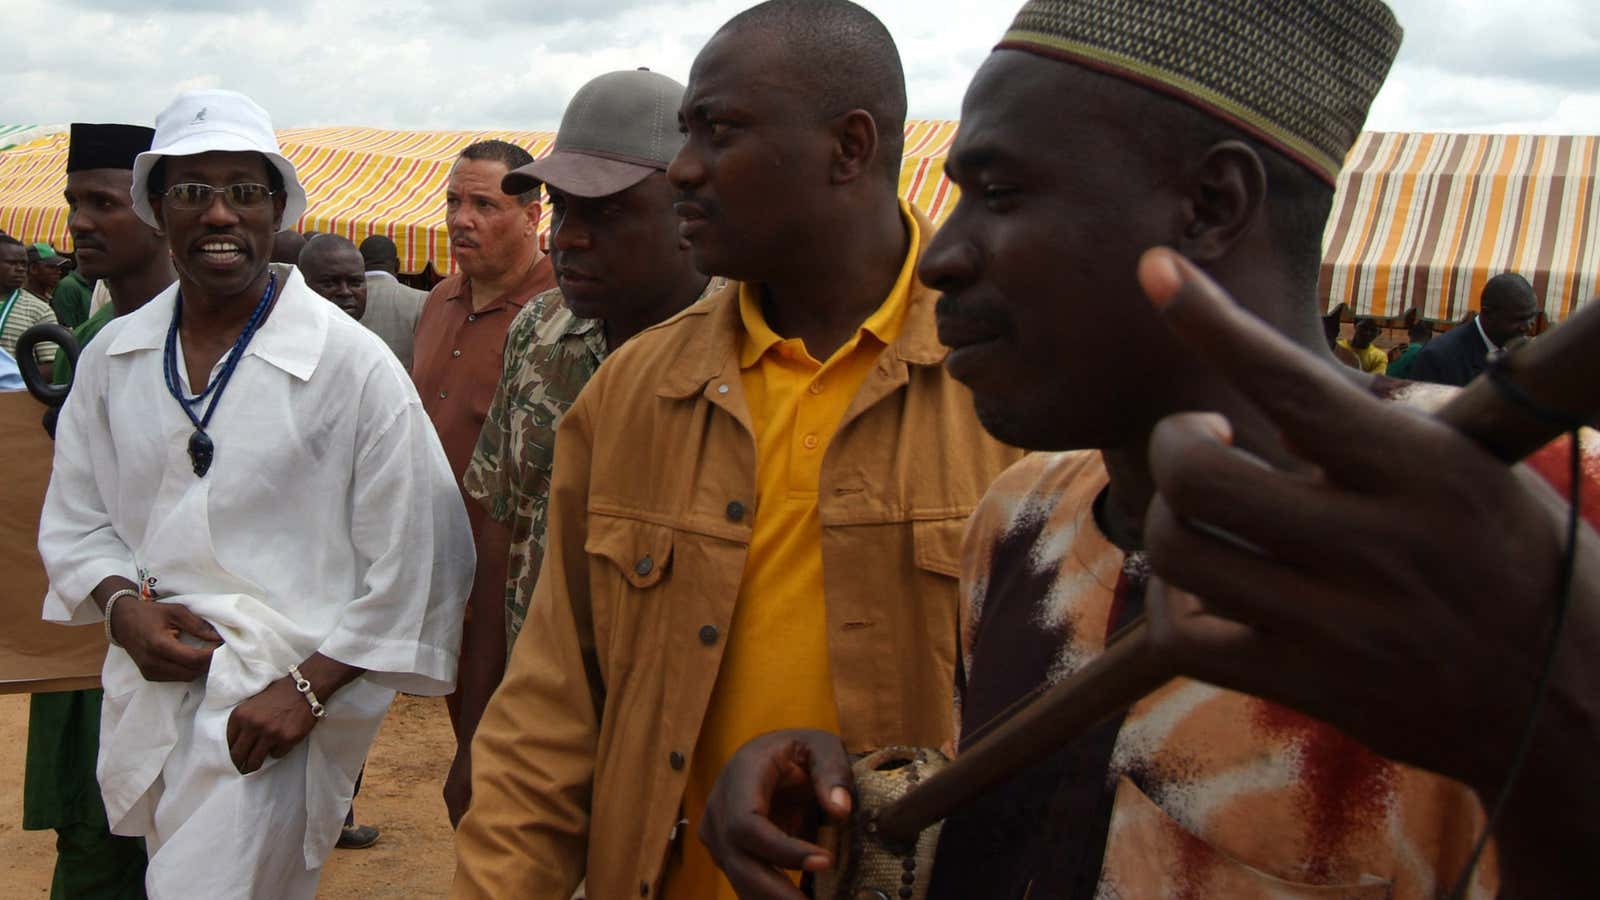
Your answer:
[503,69,687,199]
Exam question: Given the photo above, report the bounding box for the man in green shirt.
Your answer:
[50,268,94,329]
[25,121,170,900]
[1385,320,1433,379]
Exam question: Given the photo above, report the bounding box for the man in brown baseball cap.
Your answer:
[446,68,716,827]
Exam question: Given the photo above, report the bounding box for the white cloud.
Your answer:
[0,0,1593,135]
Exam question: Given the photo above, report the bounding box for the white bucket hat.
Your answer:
[131,89,306,229]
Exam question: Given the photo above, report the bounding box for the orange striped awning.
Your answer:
[1321,132,1600,323]
[0,121,961,276]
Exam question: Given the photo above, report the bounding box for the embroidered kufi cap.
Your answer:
[997,0,1403,185]
[66,123,156,173]
[131,89,307,229]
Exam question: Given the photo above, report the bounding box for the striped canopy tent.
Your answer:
[0,120,960,275]
[5,121,1594,317]
[0,124,64,152]
[1321,132,1600,324]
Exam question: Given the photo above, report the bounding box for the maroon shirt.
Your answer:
[412,255,556,487]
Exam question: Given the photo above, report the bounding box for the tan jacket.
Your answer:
[453,218,1022,899]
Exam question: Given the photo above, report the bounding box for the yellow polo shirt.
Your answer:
[668,204,920,899]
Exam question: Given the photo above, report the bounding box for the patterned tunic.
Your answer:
[931,379,1510,900]
[464,280,722,651]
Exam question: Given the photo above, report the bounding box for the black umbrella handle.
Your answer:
[17,322,79,409]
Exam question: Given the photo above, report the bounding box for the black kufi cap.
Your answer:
[66,123,157,173]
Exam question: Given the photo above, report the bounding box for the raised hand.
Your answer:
[699,729,854,899]
[1135,247,1600,896]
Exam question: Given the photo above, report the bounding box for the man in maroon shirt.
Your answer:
[412,139,556,739]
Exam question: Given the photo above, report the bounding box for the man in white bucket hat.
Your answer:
[37,88,475,899]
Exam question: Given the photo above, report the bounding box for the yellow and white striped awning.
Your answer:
[1321,132,1600,323]
[4,121,1596,320]
[0,121,960,276]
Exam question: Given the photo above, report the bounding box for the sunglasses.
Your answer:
[162,182,277,211]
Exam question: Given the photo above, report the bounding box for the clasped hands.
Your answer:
[107,593,320,775]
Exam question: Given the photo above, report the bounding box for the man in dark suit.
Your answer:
[1409,272,1539,386]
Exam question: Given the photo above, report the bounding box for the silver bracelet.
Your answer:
[102,589,140,648]
[288,664,327,719]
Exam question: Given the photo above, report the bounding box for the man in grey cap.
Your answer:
[446,67,715,827]
[37,89,473,898]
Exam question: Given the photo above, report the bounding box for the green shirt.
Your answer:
[1386,343,1424,380]
[52,301,116,385]
[52,271,94,329]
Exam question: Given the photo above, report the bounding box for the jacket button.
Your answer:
[698,624,719,645]
[669,751,685,770]
[468,313,478,322]
[451,349,462,358]
[634,555,653,577]
[725,500,745,522]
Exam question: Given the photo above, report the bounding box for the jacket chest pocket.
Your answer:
[586,512,675,587]
[912,515,968,579]
[585,512,677,669]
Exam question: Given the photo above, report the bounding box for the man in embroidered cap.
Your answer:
[36,89,474,899]
[23,120,170,900]
[701,0,1600,897]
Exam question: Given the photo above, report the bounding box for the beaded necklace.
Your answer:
[163,273,276,477]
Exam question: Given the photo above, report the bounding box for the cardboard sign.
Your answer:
[0,391,103,694]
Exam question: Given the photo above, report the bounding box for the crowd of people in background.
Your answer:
[7,1,1599,899]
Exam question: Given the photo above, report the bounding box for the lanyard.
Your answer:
[0,289,20,338]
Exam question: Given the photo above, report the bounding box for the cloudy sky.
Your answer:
[2,0,1596,135]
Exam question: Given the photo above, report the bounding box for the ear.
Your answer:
[523,198,541,236]
[830,109,880,186]
[272,192,288,231]
[1176,140,1265,264]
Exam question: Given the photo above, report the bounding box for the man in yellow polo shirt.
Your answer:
[452,2,1020,898]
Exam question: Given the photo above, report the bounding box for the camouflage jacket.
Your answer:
[463,280,722,652]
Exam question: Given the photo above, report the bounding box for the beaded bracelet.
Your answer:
[102,588,140,648]
[288,664,327,719]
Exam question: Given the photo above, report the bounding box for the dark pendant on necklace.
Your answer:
[188,430,215,477]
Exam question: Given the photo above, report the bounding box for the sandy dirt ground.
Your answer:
[1,691,459,899]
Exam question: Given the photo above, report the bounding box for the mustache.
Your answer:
[934,293,1007,327]
[674,194,712,213]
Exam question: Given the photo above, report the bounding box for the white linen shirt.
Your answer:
[39,262,473,692]
[38,264,474,868]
